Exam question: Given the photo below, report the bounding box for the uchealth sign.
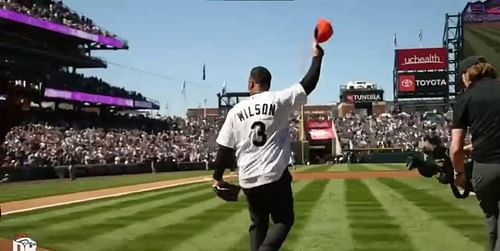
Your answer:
[396,47,448,71]
[397,72,448,98]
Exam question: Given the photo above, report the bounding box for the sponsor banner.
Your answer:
[44,88,134,107]
[395,48,448,71]
[397,72,448,98]
[306,120,331,129]
[309,129,334,141]
[343,91,384,103]
[134,100,153,109]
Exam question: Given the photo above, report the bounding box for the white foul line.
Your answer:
[3,174,237,216]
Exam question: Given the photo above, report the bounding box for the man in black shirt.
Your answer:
[451,56,500,251]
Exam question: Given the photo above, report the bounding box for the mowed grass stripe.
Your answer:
[59,196,225,251]
[47,185,211,232]
[475,28,500,48]
[0,170,209,203]
[0,183,207,234]
[41,190,216,249]
[224,180,324,251]
[110,194,246,251]
[483,27,500,37]
[403,178,483,216]
[299,165,331,172]
[0,183,206,226]
[378,178,485,245]
[470,29,500,52]
[170,181,310,251]
[463,36,479,58]
[347,163,405,172]
[365,179,483,251]
[286,180,354,251]
[345,179,415,251]
[465,29,500,59]
[281,180,330,251]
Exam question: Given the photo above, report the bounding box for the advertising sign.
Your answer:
[395,48,448,71]
[305,120,335,141]
[342,90,384,104]
[44,88,134,107]
[397,72,448,98]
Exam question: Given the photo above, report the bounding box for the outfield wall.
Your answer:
[2,161,213,182]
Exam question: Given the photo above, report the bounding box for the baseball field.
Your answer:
[0,164,486,251]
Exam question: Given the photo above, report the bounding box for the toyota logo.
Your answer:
[401,79,414,88]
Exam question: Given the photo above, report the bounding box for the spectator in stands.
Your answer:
[1,112,224,168]
[0,0,119,38]
[0,107,457,169]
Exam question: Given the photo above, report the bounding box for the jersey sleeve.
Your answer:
[277,84,308,111]
[216,112,236,149]
[452,95,470,129]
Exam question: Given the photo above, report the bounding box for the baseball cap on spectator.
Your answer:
[457,56,487,87]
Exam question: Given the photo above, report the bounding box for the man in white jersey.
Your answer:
[212,40,324,251]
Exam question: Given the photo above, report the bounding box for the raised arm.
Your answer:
[300,41,325,95]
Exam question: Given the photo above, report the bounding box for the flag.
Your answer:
[418,29,423,42]
[202,63,206,80]
[393,33,397,48]
[181,81,186,98]
[222,80,227,95]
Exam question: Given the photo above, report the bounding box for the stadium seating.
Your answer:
[0,0,120,38]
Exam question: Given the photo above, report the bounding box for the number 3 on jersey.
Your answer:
[251,121,267,147]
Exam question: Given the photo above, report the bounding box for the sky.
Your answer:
[63,0,468,116]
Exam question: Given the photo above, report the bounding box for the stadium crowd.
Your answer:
[0,0,120,39]
[1,108,456,169]
[1,111,222,169]
[47,72,148,101]
[335,110,453,150]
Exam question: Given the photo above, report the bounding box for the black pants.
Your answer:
[243,170,295,251]
[472,162,500,251]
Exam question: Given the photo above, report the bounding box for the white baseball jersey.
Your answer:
[216,83,307,189]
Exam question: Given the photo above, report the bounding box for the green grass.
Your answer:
[1,164,407,204]
[0,170,211,203]
[0,164,487,251]
[464,26,500,70]
[294,163,406,173]
[347,163,406,171]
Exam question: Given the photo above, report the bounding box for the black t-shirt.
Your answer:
[453,77,500,163]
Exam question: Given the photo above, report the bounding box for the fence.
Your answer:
[1,161,213,182]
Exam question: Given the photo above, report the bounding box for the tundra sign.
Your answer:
[396,48,448,71]
[343,90,384,103]
[397,72,448,98]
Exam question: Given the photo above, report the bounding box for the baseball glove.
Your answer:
[213,183,241,202]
